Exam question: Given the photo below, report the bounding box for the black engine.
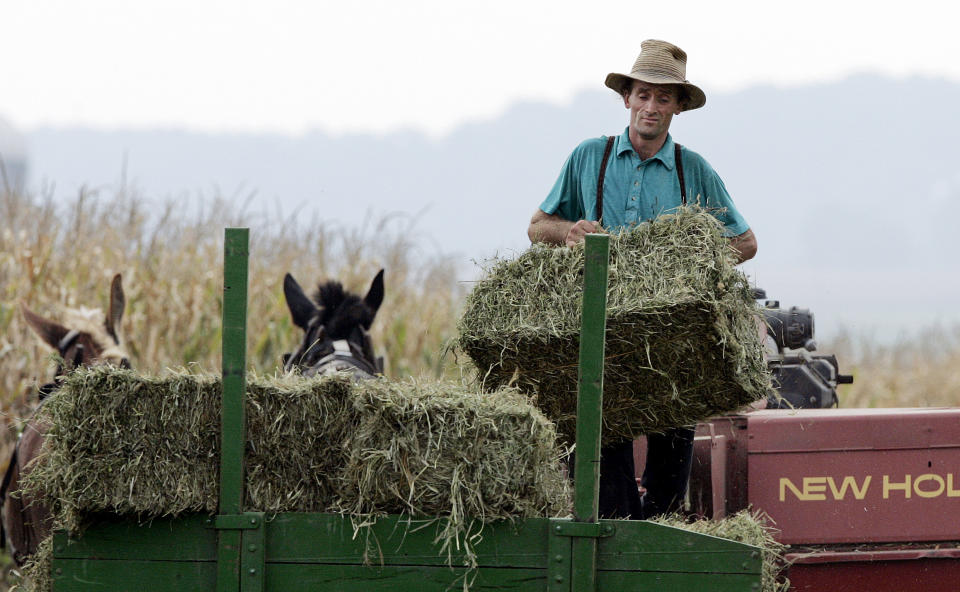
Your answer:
[755,289,854,409]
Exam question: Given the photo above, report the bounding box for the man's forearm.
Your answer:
[730,229,757,263]
[528,210,574,245]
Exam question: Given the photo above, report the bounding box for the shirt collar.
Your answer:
[615,128,677,170]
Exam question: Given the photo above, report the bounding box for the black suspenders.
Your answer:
[596,137,686,226]
[595,135,616,226]
[674,143,687,205]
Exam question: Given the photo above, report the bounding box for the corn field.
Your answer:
[827,325,960,408]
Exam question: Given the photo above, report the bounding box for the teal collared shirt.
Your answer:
[540,129,749,236]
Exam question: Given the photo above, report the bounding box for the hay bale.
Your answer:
[456,207,769,444]
[650,511,790,592]
[24,366,569,537]
[25,368,357,533]
[335,380,569,559]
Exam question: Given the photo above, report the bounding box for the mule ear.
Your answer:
[21,304,71,350]
[363,269,385,323]
[283,273,318,330]
[105,273,125,344]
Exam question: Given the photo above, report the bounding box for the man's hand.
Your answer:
[564,220,601,247]
[528,209,601,246]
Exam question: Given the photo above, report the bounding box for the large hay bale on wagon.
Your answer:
[338,383,570,520]
[456,207,769,444]
[25,368,356,532]
[23,367,570,537]
[334,380,570,560]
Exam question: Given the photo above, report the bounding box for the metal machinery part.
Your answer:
[755,289,853,409]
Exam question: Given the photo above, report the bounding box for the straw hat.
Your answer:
[604,39,706,111]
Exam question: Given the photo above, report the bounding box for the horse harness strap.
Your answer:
[596,137,687,227]
[57,330,81,353]
[311,339,380,378]
[54,329,85,379]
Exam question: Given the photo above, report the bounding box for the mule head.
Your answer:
[21,273,131,374]
[282,270,384,376]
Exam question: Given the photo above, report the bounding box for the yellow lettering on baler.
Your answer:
[914,474,946,498]
[780,478,803,501]
[827,476,872,500]
[803,477,827,500]
[883,474,912,499]
[949,474,960,497]
[780,473,960,501]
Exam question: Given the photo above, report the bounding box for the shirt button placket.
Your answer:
[633,167,643,202]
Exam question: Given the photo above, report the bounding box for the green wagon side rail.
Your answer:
[49,229,763,591]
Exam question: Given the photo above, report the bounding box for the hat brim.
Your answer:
[605,72,706,111]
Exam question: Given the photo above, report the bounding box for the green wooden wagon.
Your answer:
[48,230,762,591]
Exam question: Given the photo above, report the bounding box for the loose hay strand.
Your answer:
[650,510,790,592]
[456,207,770,443]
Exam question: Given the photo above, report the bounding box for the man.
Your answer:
[527,39,757,519]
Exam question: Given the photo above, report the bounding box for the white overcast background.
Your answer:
[3,0,959,136]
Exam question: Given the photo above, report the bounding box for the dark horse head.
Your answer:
[282,270,384,379]
[1,273,129,566]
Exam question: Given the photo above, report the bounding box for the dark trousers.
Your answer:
[585,427,695,520]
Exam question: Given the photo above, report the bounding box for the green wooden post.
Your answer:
[219,227,250,591]
[570,233,610,592]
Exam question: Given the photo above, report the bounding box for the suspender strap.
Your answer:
[675,142,687,205]
[596,135,616,226]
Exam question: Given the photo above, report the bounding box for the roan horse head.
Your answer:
[1,273,130,566]
[20,274,130,383]
[282,270,384,379]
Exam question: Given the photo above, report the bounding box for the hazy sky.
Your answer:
[4,0,960,137]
